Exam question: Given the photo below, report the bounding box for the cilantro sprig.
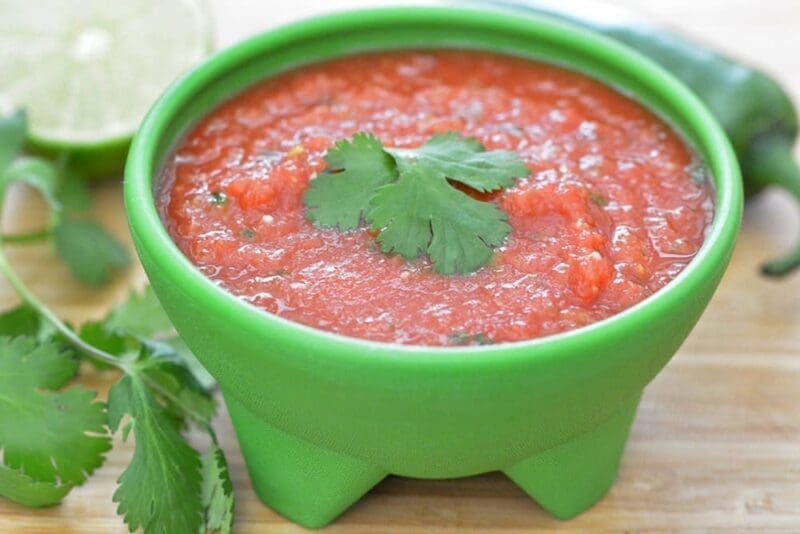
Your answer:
[0,110,129,285]
[0,283,235,532]
[0,110,234,533]
[304,132,530,274]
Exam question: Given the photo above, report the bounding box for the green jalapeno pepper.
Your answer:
[480,0,800,276]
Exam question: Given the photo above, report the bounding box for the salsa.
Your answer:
[158,51,714,346]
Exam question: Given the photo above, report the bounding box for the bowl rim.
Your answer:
[125,5,742,368]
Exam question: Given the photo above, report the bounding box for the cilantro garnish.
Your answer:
[304,133,396,231]
[386,131,528,192]
[0,109,235,533]
[303,132,530,274]
[370,164,512,274]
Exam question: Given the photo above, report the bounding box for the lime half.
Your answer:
[0,0,213,175]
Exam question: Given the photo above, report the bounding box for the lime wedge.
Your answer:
[0,0,213,176]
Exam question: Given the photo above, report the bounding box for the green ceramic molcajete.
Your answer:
[124,7,742,528]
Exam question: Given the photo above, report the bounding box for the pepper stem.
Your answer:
[745,137,800,277]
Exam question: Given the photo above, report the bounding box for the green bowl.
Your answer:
[124,6,742,528]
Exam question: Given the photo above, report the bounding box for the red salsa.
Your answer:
[158,51,714,346]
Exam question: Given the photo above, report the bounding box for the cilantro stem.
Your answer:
[0,189,211,431]
[0,228,52,244]
[0,243,211,425]
[0,244,128,370]
[140,372,212,427]
[5,254,211,429]
[0,177,126,369]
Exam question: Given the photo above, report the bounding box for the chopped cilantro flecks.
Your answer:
[303,132,530,274]
[449,332,495,346]
[590,192,608,207]
[473,333,494,345]
[240,227,256,240]
[209,191,228,206]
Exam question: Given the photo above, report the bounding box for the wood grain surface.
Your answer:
[1,1,799,532]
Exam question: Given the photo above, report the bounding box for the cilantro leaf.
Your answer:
[370,163,512,274]
[0,305,61,345]
[158,336,217,391]
[304,133,397,230]
[104,286,217,390]
[79,320,129,355]
[135,348,217,428]
[101,287,226,531]
[2,157,61,210]
[201,443,234,534]
[0,110,26,173]
[53,216,130,286]
[0,337,110,487]
[108,374,203,534]
[57,168,92,214]
[0,463,72,508]
[0,305,41,337]
[0,112,59,210]
[388,132,529,192]
[104,285,173,338]
[77,320,133,370]
[78,286,218,418]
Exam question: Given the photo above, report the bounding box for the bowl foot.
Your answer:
[225,395,387,528]
[503,394,641,519]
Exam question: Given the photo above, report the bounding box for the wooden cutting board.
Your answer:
[1,1,798,531]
